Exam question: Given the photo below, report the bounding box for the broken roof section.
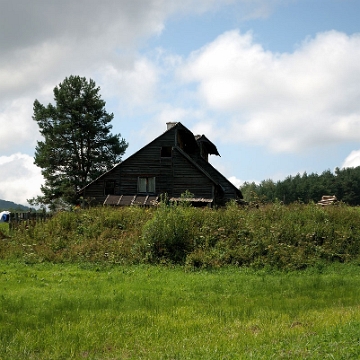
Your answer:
[195,134,220,157]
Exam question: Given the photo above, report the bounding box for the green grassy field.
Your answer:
[1,204,360,358]
[1,262,360,359]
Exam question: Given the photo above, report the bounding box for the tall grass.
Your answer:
[1,262,360,359]
[0,223,9,238]
[2,202,360,269]
[144,201,360,269]
[1,206,153,264]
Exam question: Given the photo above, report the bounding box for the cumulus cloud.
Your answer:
[0,154,43,205]
[0,1,166,56]
[342,150,360,169]
[0,98,40,155]
[100,58,159,108]
[1,1,249,153]
[0,0,287,156]
[0,0,286,101]
[228,176,244,188]
[181,30,360,153]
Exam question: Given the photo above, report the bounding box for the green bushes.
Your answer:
[2,202,360,269]
[142,204,194,263]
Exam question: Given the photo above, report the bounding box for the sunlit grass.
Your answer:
[1,262,360,359]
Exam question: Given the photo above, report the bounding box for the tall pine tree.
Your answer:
[30,76,128,209]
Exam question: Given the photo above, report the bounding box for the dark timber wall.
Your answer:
[80,123,242,206]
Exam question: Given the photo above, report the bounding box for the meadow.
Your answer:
[1,203,360,359]
[1,262,360,359]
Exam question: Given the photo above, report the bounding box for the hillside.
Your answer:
[0,199,30,211]
[3,204,360,270]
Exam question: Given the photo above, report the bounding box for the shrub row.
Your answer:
[1,202,360,270]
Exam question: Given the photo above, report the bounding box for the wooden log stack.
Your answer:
[317,195,338,206]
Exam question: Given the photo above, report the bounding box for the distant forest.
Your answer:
[240,166,360,205]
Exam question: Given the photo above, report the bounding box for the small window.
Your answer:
[138,177,156,193]
[104,180,115,195]
[161,146,172,157]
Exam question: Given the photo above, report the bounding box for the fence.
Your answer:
[9,211,50,230]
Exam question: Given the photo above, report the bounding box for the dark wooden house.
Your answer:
[79,122,243,206]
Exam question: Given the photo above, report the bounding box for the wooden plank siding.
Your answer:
[79,122,243,206]
[172,148,214,199]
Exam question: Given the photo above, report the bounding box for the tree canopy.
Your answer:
[30,75,128,209]
[240,166,360,205]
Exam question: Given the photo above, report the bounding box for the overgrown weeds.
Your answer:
[2,202,360,270]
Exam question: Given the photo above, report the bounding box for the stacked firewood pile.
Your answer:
[317,195,338,206]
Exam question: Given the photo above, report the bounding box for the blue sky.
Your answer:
[0,0,360,205]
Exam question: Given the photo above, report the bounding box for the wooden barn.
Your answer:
[79,122,243,207]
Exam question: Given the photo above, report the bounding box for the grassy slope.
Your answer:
[1,263,360,359]
[2,203,360,269]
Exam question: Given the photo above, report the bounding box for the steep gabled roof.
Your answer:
[79,122,239,196]
[79,122,182,193]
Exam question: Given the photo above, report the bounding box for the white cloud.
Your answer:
[181,30,360,153]
[0,98,39,154]
[0,1,288,153]
[228,176,244,188]
[100,58,159,108]
[0,0,288,103]
[342,150,360,169]
[0,154,43,206]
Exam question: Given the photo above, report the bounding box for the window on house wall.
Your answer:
[161,146,172,157]
[138,177,156,193]
[104,180,115,195]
